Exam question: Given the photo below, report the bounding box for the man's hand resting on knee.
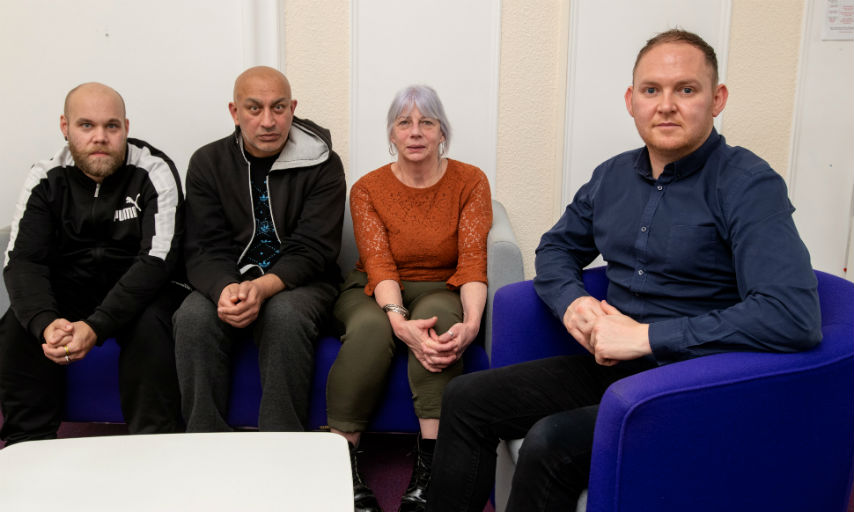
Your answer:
[42,319,97,365]
[217,274,285,328]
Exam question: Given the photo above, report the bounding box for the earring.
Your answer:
[389,142,397,156]
[439,141,446,156]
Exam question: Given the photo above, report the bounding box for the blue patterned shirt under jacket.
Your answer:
[243,153,282,276]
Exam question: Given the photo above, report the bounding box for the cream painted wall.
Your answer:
[495,0,570,278]
[284,0,809,278]
[283,0,351,176]
[722,0,804,181]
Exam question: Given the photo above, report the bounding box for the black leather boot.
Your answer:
[349,442,382,512]
[398,434,434,512]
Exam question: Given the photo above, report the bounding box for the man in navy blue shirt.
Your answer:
[426,29,821,512]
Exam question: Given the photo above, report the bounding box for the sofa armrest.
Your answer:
[491,280,586,368]
[484,200,524,358]
[490,266,611,367]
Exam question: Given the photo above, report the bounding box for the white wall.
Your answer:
[562,0,731,204]
[350,0,501,183]
[0,1,248,225]
[789,0,854,277]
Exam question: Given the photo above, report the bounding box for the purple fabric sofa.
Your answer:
[0,199,523,433]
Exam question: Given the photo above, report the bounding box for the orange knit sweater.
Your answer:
[351,159,492,295]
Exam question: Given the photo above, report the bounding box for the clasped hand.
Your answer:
[218,274,286,328]
[391,316,475,373]
[563,296,651,366]
[42,318,97,365]
[218,281,265,328]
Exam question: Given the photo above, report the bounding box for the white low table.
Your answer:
[0,432,353,511]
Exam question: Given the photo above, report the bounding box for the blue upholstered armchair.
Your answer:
[492,266,854,512]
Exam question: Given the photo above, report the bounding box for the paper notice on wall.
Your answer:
[823,0,854,40]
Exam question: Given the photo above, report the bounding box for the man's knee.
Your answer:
[519,408,597,464]
[173,292,221,359]
[174,292,216,328]
[0,310,52,381]
[259,287,329,334]
[519,416,564,462]
[440,372,482,415]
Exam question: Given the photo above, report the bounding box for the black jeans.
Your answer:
[426,354,656,511]
[0,284,187,446]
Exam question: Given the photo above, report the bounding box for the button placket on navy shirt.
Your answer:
[629,170,671,315]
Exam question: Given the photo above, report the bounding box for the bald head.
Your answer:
[64,82,126,120]
[60,82,129,183]
[229,66,297,158]
[233,66,292,105]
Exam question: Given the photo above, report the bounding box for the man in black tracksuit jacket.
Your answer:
[174,66,346,431]
[0,83,186,445]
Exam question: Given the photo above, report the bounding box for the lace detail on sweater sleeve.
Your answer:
[350,180,400,295]
[448,169,492,288]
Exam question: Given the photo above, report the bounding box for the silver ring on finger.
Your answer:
[65,354,70,364]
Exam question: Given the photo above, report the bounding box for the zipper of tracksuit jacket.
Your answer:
[235,152,284,267]
[92,182,101,217]
[236,153,255,265]
[264,172,281,244]
[91,182,102,262]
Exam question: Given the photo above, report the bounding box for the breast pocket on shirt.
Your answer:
[664,225,727,277]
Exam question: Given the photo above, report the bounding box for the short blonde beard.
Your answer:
[68,141,125,180]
